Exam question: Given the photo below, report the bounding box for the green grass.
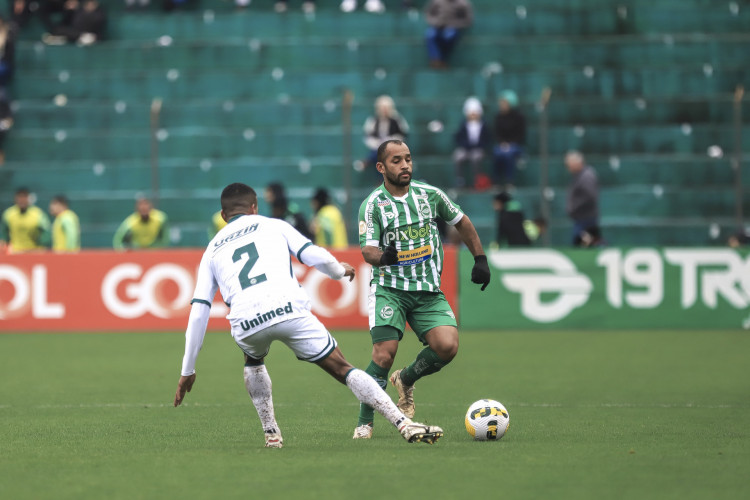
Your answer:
[1,330,749,500]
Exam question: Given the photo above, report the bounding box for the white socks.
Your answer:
[346,368,409,428]
[244,365,279,433]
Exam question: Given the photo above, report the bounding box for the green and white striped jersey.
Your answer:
[358,181,464,292]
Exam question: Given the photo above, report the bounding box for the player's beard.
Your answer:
[386,170,411,187]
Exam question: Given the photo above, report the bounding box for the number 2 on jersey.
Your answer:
[232,242,267,289]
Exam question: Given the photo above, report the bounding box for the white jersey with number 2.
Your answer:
[191,214,344,342]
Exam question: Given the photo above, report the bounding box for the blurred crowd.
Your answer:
[1,182,349,253]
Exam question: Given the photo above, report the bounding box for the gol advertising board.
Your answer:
[460,248,750,329]
[0,248,457,332]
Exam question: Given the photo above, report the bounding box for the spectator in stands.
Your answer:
[11,1,33,28]
[524,217,547,245]
[49,195,80,252]
[492,192,530,247]
[310,188,348,250]
[0,17,17,86]
[0,187,51,253]
[453,96,491,189]
[264,182,313,239]
[274,1,316,13]
[492,90,526,189]
[0,88,14,165]
[42,0,107,46]
[565,150,602,247]
[113,197,169,250]
[362,95,409,178]
[424,0,473,69]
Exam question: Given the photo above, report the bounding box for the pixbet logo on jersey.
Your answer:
[383,222,432,245]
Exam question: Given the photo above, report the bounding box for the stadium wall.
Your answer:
[2,247,747,332]
[460,248,750,330]
[0,248,457,332]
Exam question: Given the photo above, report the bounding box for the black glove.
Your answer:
[379,242,399,266]
[471,255,491,291]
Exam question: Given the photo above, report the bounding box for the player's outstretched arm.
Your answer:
[298,243,353,281]
[174,301,211,406]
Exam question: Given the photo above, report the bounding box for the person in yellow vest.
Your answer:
[49,195,80,252]
[113,197,169,249]
[310,188,348,249]
[0,187,51,253]
[208,209,228,240]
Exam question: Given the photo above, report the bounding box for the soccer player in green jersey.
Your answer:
[353,139,491,439]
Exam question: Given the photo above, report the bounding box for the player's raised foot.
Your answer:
[398,420,443,444]
[264,430,283,448]
[352,424,373,439]
[390,369,415,418]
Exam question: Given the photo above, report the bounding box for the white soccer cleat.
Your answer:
[398,420,443,444]
[352,424,374,439]
[390,369,415,418]
[264,431,283,448]
[340,0,356,13]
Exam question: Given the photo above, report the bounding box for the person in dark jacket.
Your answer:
[565,150,602,247]
[452,97,491,188]
[492,90,526,188]
[424,0,473,69]
[263,182,313,240]
[493,192,530,247]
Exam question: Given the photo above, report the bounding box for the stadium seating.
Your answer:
[2,1,748,247]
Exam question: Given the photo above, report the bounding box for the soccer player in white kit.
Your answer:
[173,183,443,447]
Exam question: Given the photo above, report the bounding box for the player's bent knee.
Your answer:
[244,353,265,366]
[372,341,398,368]
[432,338,458,362]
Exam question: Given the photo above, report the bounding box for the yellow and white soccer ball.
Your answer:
[465,399,510,441]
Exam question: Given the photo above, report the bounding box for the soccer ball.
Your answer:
[465,399,510,441]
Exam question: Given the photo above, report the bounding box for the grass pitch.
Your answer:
[1,329,748,500]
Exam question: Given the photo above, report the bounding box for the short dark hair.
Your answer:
[15,187,30,195]
[494,192,512,204]
[312,187,330,207]
[221,183,257,213]
[376,139,405,164]
[52,195,69,206]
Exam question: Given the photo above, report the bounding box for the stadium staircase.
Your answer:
[1,0,749,247]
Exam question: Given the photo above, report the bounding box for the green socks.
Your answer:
[400,347,447,386]
[356,360,389,427]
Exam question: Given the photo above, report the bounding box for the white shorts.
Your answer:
[234,314,338,363]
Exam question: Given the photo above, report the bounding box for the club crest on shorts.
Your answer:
[380,305,394,319]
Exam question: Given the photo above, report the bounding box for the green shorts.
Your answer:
[369,286,457,345]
